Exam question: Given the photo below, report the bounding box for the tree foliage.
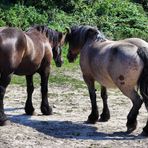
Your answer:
[0,0,147,40]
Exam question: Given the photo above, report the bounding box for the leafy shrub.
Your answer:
[0,0,147,41]
[0,4,48,30]
[95,0,148,40]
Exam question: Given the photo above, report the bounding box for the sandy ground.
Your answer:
[0,75,148,148]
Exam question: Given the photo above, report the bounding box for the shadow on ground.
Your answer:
[6,107,146,141]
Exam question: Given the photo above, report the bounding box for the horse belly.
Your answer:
[95,73,117,88]
[14,61,40,75]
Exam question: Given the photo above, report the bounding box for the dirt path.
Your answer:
[0,83,148,148]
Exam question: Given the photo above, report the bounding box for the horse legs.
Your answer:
[39,69,52,115]
[83,75,99,124]
[25,75,35,115]
[0,73,11,125]
[122,89,143,133]
[99,86,110,122]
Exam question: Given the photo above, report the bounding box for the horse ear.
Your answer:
[65,27,71,34]
[58,32,65,45]
[86,28,97,38]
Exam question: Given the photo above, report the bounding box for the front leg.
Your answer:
[25,75,35,115]
[0,74,11,125]
[39,67,52,115]
[83,75,99,124]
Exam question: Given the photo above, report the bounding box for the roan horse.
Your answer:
[65,25,148,136]
[0,25,64,125]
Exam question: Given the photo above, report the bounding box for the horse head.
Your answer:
[52,31,65,67]
[65,25,105,63]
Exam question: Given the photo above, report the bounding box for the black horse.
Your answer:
[0,25,64,125]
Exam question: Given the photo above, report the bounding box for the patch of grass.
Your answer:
[10,66,86,90]
[10,63,101,92]
[49,66,86,89]
[11,75,26,86]
[11,73,41,86]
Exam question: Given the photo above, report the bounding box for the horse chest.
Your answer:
[14,62,41,75]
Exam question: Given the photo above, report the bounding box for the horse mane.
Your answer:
[27,25,62,46]
[65,25,105,46]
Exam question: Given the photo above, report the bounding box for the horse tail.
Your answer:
[137,47,148,111]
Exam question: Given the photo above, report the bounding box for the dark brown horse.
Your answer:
[65,25,148,136]
[0,25,64,125]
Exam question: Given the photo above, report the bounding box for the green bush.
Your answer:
[95,0,148,40]
[0,0,147,41]
[0,4,48,30]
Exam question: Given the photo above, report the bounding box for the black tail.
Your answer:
[137,47,148,111]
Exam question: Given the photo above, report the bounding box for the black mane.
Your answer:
[28,25,62,47]
[65,25,106,46]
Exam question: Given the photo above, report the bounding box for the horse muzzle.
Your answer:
[55,58,64,67]
[67,53,77,63]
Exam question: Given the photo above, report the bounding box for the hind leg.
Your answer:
[142,96,148,136]
[143,121,148,136]
[0,74,11,125]
[83,75,99,124]
[25,75,35,115]
[99,86,110,122]
[121,88,143,133]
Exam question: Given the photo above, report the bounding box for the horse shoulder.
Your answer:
[43,41,53,63]
[23,34,35,56]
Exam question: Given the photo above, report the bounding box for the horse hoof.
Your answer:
[85,119,97,124]
[126,126,136,134]
[100,111,110,122]
[86,113,99,124]
[99,118,109,122]
[99,115,110,122]
[126,120,137,134]
[41,106,52,115]
[25,106,35,115]
[141,130,148,137]
[142,126,148,136]
[0,120,11,126]
[26,111,37,116]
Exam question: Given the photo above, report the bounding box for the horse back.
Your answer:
[123,38,148,48]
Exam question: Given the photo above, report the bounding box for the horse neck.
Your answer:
[48,39,55,49]
[79,39,93,54]
[80,39,112,54]
[80,38,100,50]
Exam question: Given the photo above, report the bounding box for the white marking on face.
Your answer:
[57,47,61,55]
